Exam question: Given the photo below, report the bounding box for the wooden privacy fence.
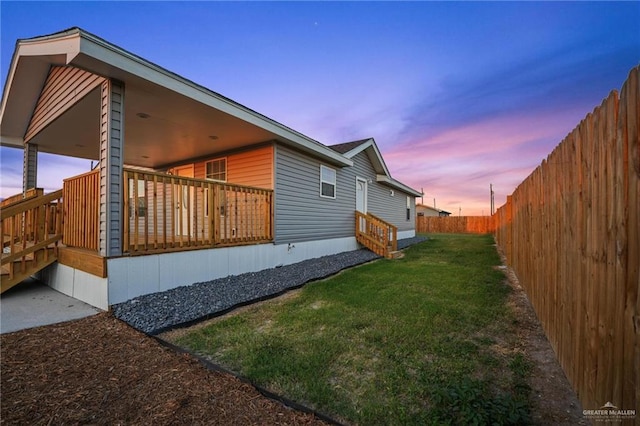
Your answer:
[63,169,99,251]
[123,169,273,254]
[416,215,495,234]
[494,66,639,417]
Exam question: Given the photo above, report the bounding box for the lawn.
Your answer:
[168,234,531,425]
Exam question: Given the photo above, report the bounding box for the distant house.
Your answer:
[416,204,451,217]
[0,27,421,309]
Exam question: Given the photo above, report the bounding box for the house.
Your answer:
[416,204,451,217]
[0,27,421,310]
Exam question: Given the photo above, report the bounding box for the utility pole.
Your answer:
[433,198,436,209]
[421,188,424,205]
[490,184,495,216]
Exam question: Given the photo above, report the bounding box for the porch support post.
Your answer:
[99,79,124,257]
[23,142,37,193]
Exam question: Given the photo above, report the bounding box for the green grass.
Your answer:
[170,234,531,425]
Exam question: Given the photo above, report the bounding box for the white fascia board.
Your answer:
[342,138,391,177]
[0,31,81,141]
[376,175,422,197]
[75,31,352,168]
[0,136,24,148]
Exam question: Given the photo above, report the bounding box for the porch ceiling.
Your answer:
[28,75,280,169]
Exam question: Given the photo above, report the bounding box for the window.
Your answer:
[320,165,336,198]
[406,196,411,221]
[206,158,227,182]
[128,180,147,218]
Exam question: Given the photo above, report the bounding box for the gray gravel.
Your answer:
[113,236,426,334]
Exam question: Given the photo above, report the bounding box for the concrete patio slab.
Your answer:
[1,278,101,334]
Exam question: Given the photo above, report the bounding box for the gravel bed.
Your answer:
[113,236,427,334]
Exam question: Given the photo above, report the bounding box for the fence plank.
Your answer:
[493,66,638,417]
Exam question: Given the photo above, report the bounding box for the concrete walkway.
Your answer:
[1,278,101,334]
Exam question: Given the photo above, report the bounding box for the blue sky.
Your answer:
[1,1,638,215]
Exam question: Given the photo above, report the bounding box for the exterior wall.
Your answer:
[274,144,355,243]
[359,163,415,233]
[274,144,415,244]
[189,144,274,189]
[24,66,105,143]
[106,236,358,305]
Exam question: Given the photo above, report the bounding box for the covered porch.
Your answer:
[1,168,273,291]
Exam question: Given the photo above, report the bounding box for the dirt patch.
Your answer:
[0,313,326,426]
[495,248,588,425]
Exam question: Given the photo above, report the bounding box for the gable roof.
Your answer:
[0,27,352,168]
[328,139,370,154]
[1,27,421,197]
[329,138,422,197]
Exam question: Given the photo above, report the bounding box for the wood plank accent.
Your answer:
[416,216,495,234]
[123,169,273,254]
[493,66,639,415]
[63,169,99,251]
[58,247,106,278]
[355,211,398,258]
[1,190,63,293]
[24,66,105,142]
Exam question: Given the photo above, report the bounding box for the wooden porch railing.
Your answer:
[1,190,63,293]
[63,169,100,251]
[123,169,273,254]
[355,211,398,259]
[0,188,44,208]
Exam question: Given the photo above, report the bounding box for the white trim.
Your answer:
[319,164,336,199]
[355,176,368,213]
[205,157,227,182]
[376,174,422,197]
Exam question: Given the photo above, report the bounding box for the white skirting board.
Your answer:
[38,230,417,309]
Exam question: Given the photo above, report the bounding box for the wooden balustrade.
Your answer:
[1,190,63,293]
[63,169,99,251]
[123,169,273,254]
[355,211,398,258]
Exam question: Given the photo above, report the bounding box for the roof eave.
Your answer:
[376,175,422,197]
[74,29,352,167]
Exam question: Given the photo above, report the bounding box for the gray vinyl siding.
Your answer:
[274,144,415,244]
[351,152,415,232]
[99,79,124,257]
[275,144,355,243]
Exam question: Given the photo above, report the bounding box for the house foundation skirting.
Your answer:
[37,232,415,310]
[106,237,359,305]
[37,264,109,310]
[397,230,416,240]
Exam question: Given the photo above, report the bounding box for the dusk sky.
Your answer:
[1,2,638,215]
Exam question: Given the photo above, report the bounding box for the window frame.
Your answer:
[319,165,337,199]
[205,157,227,182]
[406,196,411,221]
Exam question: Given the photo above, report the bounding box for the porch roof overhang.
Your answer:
[0,27,352,169]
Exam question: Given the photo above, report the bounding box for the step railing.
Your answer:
[1,190,63,293]
[355,211,398,258]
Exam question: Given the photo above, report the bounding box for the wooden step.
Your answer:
[387,250,404,259]
[1,248,57,294]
